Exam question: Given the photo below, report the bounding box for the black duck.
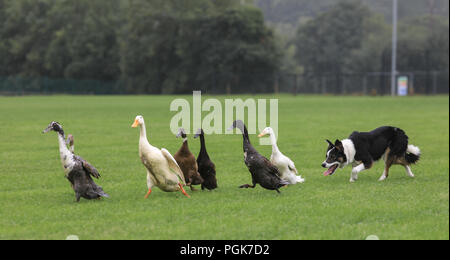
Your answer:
[194,129,217,191]
[228,120,289,193]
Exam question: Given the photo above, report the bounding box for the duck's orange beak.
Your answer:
[258,132,266,138]
[131,119,139,128]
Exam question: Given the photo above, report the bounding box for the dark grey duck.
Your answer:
[228,120,289,193]
[43,122,109,202]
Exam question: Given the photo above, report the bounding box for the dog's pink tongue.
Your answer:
[323,165,337,176]
[323,169,332,176]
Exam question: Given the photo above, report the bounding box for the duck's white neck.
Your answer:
[269,132,280,155]
[57,132,75,174]
[57,132,70,155]
[139,122,149,143]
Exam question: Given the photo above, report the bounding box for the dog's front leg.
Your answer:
[350,164,365,182]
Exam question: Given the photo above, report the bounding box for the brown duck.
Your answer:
[174,128,204,191]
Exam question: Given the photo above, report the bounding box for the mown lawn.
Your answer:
[0,95,448,240]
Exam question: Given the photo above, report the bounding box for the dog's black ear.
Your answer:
[334,139,343,150]
[326,139,334,147]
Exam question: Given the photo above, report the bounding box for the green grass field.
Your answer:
[0,95,448,240]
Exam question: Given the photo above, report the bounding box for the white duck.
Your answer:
[131,115,189,198]
[258,127,305,184]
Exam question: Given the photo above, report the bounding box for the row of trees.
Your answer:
[291,0,449,94]
[0,0,280,94]
[0,0,448,94]
[256,0,449,37]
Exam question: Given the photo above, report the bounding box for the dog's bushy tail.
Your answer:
[405,144,421,164]
[390,128,420,164]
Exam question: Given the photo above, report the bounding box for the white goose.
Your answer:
[131,115,189,198]
[258,127,305,184]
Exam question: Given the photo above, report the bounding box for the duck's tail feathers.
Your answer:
[95,185,109,198]
[99,191,109,198]
[296,175,305,183]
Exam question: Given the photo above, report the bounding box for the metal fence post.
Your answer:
[274,73,279,94]
[321,76,326,94]
[409,72,415,95]
[341,76,346,95]
[363,75,368,95]
[432,71,438,95]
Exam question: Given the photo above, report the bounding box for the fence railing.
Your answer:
[0,71,448,95]
[0,77,123,95]
[278,71,449,95]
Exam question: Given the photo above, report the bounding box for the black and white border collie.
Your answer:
[321,126,421,182]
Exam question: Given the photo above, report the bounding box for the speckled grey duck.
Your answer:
[194,129,217,191]
[229,120,289,193]
[174,128,204,191]
[43,122,109,202]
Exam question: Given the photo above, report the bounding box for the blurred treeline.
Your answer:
[268,0,449,87]
[0,0,279,94]
[0,0,448,94]
[291,1,449,89]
